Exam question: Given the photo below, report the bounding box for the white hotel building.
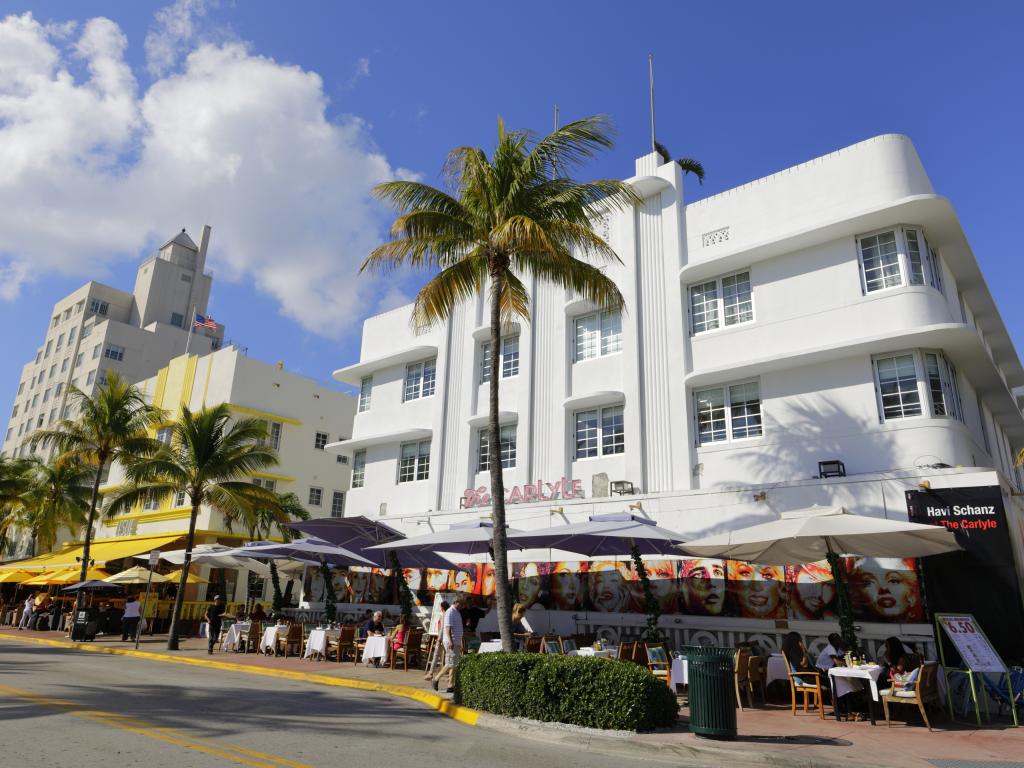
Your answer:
[329,135,1024,649]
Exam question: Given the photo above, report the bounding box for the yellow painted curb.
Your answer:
[0,632,479,726]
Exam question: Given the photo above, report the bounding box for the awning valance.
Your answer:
[1,533,184,572]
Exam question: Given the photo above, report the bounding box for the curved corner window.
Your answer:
[857,226,943,295]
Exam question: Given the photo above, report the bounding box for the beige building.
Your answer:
[2,226,225,462]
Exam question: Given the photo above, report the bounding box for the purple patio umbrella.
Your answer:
[287,517,461,570]
[506,512,687,557]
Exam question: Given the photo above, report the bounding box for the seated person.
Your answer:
[248,603,268,623]
[358,609,373,638]
[880,636,912,683]
[781,631,816,681]
[816,632,845,672]
[364,610,385,636]
[392,615,410,651]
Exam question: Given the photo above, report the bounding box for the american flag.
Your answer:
[193,312,217,330]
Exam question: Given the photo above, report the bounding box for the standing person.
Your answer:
[204,595,226,655]
[18,593,35,629]
[431,596,464,693]
[121,594,141,642]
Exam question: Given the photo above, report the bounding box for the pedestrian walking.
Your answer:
[17,593,35,629]
[121,594,141,641]
[431,595,464,693]
[204,595,226,655]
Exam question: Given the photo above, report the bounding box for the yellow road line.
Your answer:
[0,682,311,768]
[0,632,480,726]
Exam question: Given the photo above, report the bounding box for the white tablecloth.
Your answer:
[767,654,789,686]
[362,634,388,663]
[829,665,885,701]
[221,622,250,651]
[478,640,503,654]
[261,625,285,654]
[671,657,689,690]
[569,646,617,658]
[304,628,333,659]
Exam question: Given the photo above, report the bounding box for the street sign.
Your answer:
[936,614,1006,673]
[149,550,161,567]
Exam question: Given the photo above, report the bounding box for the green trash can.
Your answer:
[684,645,737,740]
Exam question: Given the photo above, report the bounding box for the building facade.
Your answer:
[2,227,225,461]
[327,135,1024,655]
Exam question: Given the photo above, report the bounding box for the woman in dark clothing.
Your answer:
[781,631,816,677]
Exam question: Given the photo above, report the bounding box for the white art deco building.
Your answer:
[328,135,1024,652]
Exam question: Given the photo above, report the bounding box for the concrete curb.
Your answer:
[0,632,478,726]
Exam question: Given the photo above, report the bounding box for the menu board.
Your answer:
[936,614,1006,673]
[427,592,456,637]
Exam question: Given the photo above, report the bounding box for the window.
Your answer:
[977,395,991,453]
[61,358,69,373]
[51,316,59,328]
[42,388,50,403]
[874,351,962,423]
[104,344,125,362]
[81,322,92,339]
[10,405,17,417]
[257,421,283,450]
[180,273,192,283]
[478,425,517,471]
[31,394,39,407]
[144,497,160,511]
[252,477,277,492]
[857,227,941,294]
[44,340,52,358]
[156,427,173,445]
[574,310,622,362]
[86,371,95,386]
[89,298,109,315]
[308,486,323,506]
[336,454,348,464]
[330,491,345,518]
[170,313,184,328]
[358,376,372,412]
[75,353,83,368]
[688,271,753,334]
[481,336,521,383]
[68,327,76,344]
[54,383,62,396]
[398,440,430,482]
[314,431,329,450]
[874,354,922,419]
[695,381,762,444]
[48,408,57,424]
[48,365,56,379]
[17,382,24,395]
[35,351,41,363]
[352,451,366,488]
[96,370,107,387]
[93,344,101,360]
[56,333,64,351]
[574,405,625,459]
[174,490,187,508]
[404,359,436,401]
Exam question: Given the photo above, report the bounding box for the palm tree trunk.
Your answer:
[487,266,514,651]
[167,498,200,650]
[74,459,105,618]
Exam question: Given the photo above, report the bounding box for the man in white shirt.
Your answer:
[815,632,845,671]
[121,594,141,642]
[431,596,464,693]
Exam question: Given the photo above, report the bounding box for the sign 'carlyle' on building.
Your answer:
[463,477,584,509]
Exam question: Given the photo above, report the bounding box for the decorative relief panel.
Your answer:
[701,226,730,248]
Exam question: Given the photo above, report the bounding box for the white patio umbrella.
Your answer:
[104,566,170,585]
[137,545,273,578]
[676,505,961,649]
[366,520,526,557]
[220,537,375,568]
[506,512,688,557]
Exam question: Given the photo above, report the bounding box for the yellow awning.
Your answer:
[1,533,184,572]
[0,571,32,583]
[164,568,209,584]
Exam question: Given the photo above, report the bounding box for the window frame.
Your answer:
[314,431,329,450]
[871,349,963,424]
[573,404,625,460]
[398,440,431,483]
[480,335,522,383]
[352,450,366,488]
[103,344,125,362]
[358,376,372,413]
[308,486,323,507]
[856,225,942,295]
[478,424,517,471]
[694,379,764,445]
[330,491,345,518]
[403,358,437,402]
[688,270,755,336]
[573,310,623,363]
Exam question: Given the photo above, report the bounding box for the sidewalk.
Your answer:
[2,628,1021,768]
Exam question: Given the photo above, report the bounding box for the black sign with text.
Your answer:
[905,485,1024,663]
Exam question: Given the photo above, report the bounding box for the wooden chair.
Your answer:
[747,654,767,704]
[787,663,826,719]
[560,637,578,654]
[525,635,542,653]
[543,636,563,655]
[242,622,262,654]
[391,627,424,670]
[734,647,753,710]
[882,661,940,731]
[645,644,672,688]
[617,641,636,663]
[631,640,648,666]
[276,622,303,658]
[328,625,356,663]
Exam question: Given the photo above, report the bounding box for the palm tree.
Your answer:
[14,457,93,557]
[363,115,638,650]
[654,141,705,185]
[106,404,280,650]
[0,456,33,555]
[29,372,164,590]
[223,491,310,617]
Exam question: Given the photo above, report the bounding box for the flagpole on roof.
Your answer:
[184,303,195,356]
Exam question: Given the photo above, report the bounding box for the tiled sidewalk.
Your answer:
[3,628,1021,768]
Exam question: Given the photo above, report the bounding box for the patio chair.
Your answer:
[747,654,767,704]
[617,641,636,662]
[787,663,826,720]
[391,627,424,671]
[645,644,672,688]
[525,635,542,653]
[543,637,563,655]
[276,622,304,658]
[881,661,940,731]
[242,622,262,654]
[573,633,595,648]
[734,647,753,710]
[327,625,356,663]
[560,637,578,654]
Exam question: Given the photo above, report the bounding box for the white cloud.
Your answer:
[144,0,208,77]
[0,11,408,338]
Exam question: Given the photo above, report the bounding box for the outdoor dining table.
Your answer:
[478,640,503,654]
[671,657,689,692]
[361,634,388,664]
[304,628,335,660]
[261,624,286,654]
[828,664,886,724]
[221,622,250,652]
[568,646,617,658]
[767,653,790,687]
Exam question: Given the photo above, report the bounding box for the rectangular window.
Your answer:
[156,427,173,445]
[858,227,941,294]
[251,477,277,492]
[174,490,187,508]
[104,344,125,362]
[874,354,922,419]
[977,395,991,453]
[48,408,57,424]
[180,273,192,282]
[695,381,763,444]
[308,486,323,506]
[924,353,946,416]
[81,322,92,339]
[56,333,64,351]
[502,335,520,377]
[257,421,283,451]
[68,327,76,344]
[689,271,753,334]
[398,440,431,482]
[404,359,437,401]
[358,376,372,412]
[54,383,62,396]
[51,316,59,328]
[352,451,366,488]
[170,313,184,328]
[89,299,109,315]
[144,498,160,511]
[330,491,345,518]
[928,248,944,293]
[314,431,329,450]
[480,341,492,383]
[44,340,52,357]
[336,454,348,464]
[75,353,83,368]
[478,425,517,471]
[574,310,622,362]
[17,382,24,395]
[48,365,56,379]
[61,358,69,373]
[96,370,107,386]
[42,388,50,403]
[11,405,17,417]
[93,344,101,360]
[859,231,902,292]
[574,405,625,459]
[905,229,926,285]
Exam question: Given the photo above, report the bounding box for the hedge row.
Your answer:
[454,652,678,731]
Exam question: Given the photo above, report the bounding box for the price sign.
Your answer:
[936,614,1006,673]
[148,550,161,567]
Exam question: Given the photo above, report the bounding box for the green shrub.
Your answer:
[454,653,678,731]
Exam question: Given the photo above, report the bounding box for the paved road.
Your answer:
[0,640,677,768]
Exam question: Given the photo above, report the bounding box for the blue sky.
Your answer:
[0,1,1021,408]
